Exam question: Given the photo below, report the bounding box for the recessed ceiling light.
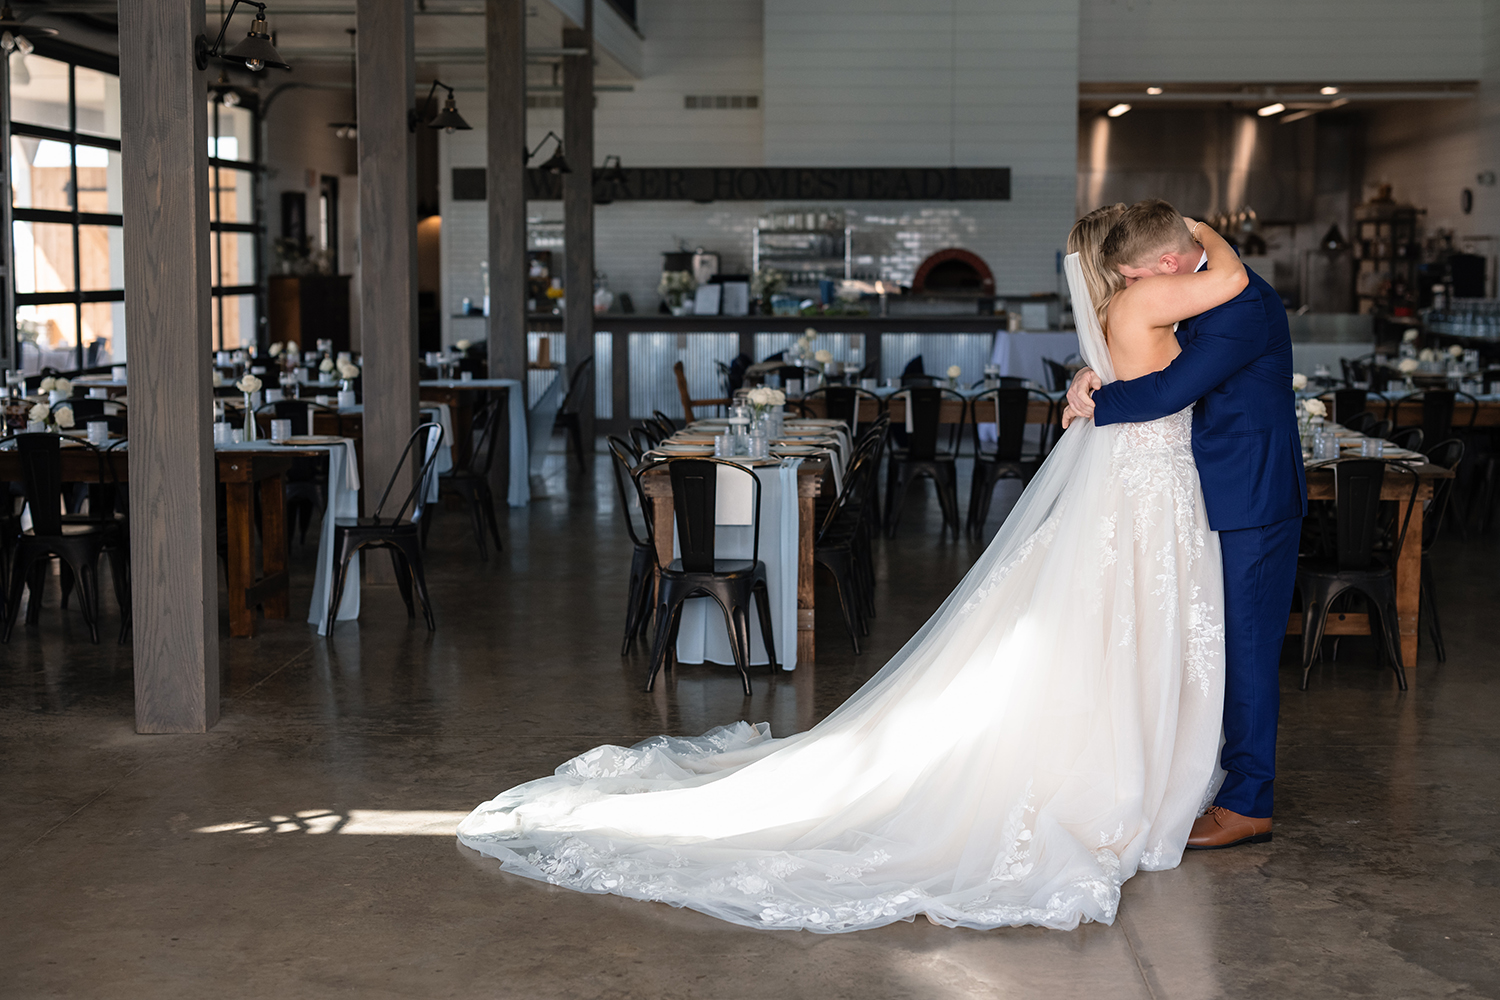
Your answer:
[1146,87,1163,95]
[1321,86,1339,95]
[1107,103,1131,117]
[1257,102,1286,117]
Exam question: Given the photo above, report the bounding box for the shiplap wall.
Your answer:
[1079,0,1482,82]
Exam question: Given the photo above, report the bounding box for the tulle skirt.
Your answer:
[459,409,1225,932]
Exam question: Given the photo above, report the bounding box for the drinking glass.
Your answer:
[748,432,769,460]
[87,421,109,446]
[1361,437,1385,458]
[270,419,292,443]
[213,422,230,445]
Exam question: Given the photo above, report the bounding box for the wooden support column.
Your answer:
[487,0,527,384]
[120,0,219,732]
[562,5,595,453]
[356,0,419,531]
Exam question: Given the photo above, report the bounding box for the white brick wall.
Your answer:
[1079,0,1483,83]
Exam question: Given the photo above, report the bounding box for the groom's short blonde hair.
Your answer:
[1101,199,1196,271]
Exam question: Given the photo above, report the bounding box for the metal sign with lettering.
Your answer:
[521,167,1011,202]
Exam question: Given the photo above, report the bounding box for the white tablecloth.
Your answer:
[673,458,802,672]
[420,379,528,507]
[990,331,1080,387]
[218,439,360,636]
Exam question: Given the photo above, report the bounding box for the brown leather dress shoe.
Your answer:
[1186,806,1272,850]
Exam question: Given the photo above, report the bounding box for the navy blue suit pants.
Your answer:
[1214,514,1301,818]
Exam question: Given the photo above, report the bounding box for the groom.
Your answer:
[1064,199,1306,849]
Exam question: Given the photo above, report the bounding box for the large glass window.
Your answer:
[11,48,123,372]
[8,46,263,370]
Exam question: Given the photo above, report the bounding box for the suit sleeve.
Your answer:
[1093,293,1268,427]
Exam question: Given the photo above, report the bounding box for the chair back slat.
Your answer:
[1333,459,1387,570]
[659,458,762,573]
[14,433,64,536]
[905,386,942,460]
[1332,389,1367,426]
[970,387,1029,462]
[1420,390,1456,444]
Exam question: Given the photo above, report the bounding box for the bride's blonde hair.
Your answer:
[1067,204,1127,336]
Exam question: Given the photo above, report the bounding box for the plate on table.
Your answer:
[786,418,844,427]
[669,434,719,444]
[659,443,714,455]
[277,435,345,446]
[771,444,821,454]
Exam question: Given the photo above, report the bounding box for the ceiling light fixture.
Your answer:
[411,79,472,133]
[0,4,57,56]
[1257,102,1285,117]
[328,28,357,141]
[1320,86,1340,96]
[196,0,290,73]
[525,131,572,174]
[1145,87,1163,95]
[1107,103,1131,117]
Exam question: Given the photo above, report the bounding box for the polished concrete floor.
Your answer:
[2,442,1498,999]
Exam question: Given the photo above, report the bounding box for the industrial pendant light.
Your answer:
[0,5,58,56]
[526,131,572,175]
[411,80,471,134]
[327,28,358,140]
[196,1,290,73]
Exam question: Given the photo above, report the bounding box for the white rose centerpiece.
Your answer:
[946,365,962,384]
[54,406,75,430]
[1302,398,1327,419]
[1402,329,1419,343]
[236,374,263,439]
[1397,357,1420,374]
[268,341,284,357]
[1291,372,1308,390]
[27,401,49,430]
[319,357,335,373]
[236,374,262,395]
[455,339,472,351]
[814,349,834,365]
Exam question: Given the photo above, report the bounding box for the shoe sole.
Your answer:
[1186,832,1272,851]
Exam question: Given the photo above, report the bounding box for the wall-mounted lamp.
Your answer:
[0,5,57,57]
[526,131,571,174]
[196,0,290,73]
[411,80,471,133]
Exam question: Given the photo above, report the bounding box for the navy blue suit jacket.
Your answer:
[1092,265,1307,532]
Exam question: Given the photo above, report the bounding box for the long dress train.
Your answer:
[457,255,1226,932]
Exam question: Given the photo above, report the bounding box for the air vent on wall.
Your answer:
[684,94,759,110]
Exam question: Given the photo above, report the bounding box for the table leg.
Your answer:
[259,473,289,619]
[651,492,674,665]
[1395,497,1422,668]
[225,481,255,638]
[798,494,816,666]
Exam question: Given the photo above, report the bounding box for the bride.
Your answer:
[458,210,1250,932]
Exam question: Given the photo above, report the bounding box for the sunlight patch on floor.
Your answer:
[194,809,470,835]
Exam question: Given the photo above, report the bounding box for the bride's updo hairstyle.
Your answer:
[1067,203,1126,333]
[1099,198,1197,272]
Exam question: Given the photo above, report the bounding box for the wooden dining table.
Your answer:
[0,442,310,639]
[801,395,1057,426]
[639,456,828,665]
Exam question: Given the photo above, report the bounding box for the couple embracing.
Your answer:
[456,200,1307,933]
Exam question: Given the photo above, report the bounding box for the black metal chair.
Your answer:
[1331,388,1368,427]
[325,423,444,633]
[801,385,883,434]
[1367,418,1393,440]
[1419,438,1465,661]
[424,398,503,559]
[628,424,659,456]
[814,429,886,653]
[885,386,965,538]
[1,434,118,644]
[966,387,1053,537]
[1296,458,1420,691]
[553,355,595,468]
[652,410,679,433]
[1387,426,1424,452]
[1342,410,1378,436]
[1043,357,1074,392]
[1387,389,1478,449]
[607,436,655,654]
[636,458,777,695]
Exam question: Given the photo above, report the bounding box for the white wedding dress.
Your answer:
[458,255,1226,932]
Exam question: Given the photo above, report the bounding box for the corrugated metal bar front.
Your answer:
[627,331,739,420]
[880,332,995,386]
[753,332,867,370]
